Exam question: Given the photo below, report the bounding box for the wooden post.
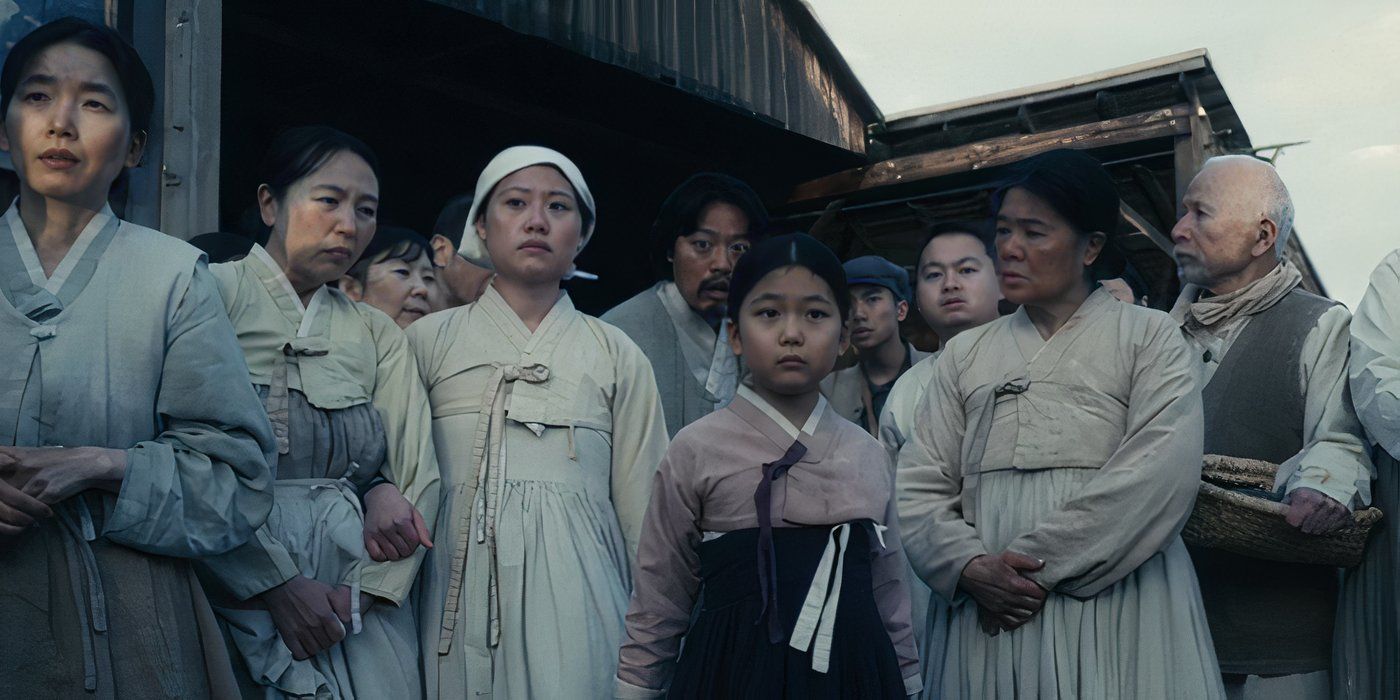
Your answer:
[159,0,221,240]
[1173,74,1213,219]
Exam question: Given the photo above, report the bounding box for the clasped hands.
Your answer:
[958,550,1047,637]
[260,482,432,660]
[0,446,125,537]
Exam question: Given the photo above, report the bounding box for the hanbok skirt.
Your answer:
[669,524,905,699]
[939,468,1225,699]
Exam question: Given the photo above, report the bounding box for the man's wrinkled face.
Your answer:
[672,201,751,319]
[1171,162,1275,289]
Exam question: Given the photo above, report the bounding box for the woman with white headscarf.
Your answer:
[409,146,669,698]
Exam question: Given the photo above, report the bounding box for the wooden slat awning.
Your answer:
[789,105,1190,205]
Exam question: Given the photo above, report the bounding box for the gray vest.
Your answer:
[1202,289,1339,464]
[1190,287,1341,676]
[601,288,714,438]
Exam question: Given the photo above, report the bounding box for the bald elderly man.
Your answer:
[1170,155,1374,699]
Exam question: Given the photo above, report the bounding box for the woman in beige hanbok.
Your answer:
[198,127,440,699]
[409,146,668,698]
[897,150,1223,698]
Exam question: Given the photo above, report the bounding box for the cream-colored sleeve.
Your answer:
[1279,304,1376,508]
[879,357,937,468]
[605,328,670,562]
[1350,250,1400,458]
[196,527,302,600]
[1007,319,1203,596]
[879,373,914,468]
[896,349,987,601]
[357,305,443,605]
[206,258,242,315]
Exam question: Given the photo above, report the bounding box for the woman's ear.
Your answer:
[1083,231,1107,268]
[124,130,147,168]
[475,216,488,243]
[339,274,365,301]
[727,316,743,357]
[257,185,279,228]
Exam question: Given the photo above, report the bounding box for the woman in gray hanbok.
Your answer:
[0,19,276,698]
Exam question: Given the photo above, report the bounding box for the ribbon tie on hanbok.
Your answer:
[752,439,808,643]
[266,341,331,456]
[438,361,551,654]
[15,287,63,322]
[962,377,1029,525]
[789,523,865,672]
[55,496,108,691]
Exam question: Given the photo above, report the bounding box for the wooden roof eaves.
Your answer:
[879,49,1211,133]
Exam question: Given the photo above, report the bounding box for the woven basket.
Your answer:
[1181,455,1382,568]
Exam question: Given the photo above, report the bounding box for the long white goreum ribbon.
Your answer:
[789,523,852,673]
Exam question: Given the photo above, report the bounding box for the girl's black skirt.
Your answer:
[668,522,906,699]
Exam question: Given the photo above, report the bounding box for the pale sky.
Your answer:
[806,0,1400,308]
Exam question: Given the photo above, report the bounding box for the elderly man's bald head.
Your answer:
[1195,155,1295,256]
[1172,155,1296,293]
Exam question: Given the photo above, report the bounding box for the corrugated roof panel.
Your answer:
[429,0,875,153]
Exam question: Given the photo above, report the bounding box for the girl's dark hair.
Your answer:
[727,232,849,323]
[259,125,381,202]
[0,17,155,138]
[652,172,769,279]
[346,225,431,284]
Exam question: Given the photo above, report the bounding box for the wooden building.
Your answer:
[90,6,1324,315]
[778,48,1326,321]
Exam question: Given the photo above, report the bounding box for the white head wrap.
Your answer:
[458,146,595,272]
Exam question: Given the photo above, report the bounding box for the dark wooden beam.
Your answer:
[1128,163,1179,234]
[1121,201,1174,254]
[788,104,1192,205]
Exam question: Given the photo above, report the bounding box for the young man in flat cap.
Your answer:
[821,255,930,434]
